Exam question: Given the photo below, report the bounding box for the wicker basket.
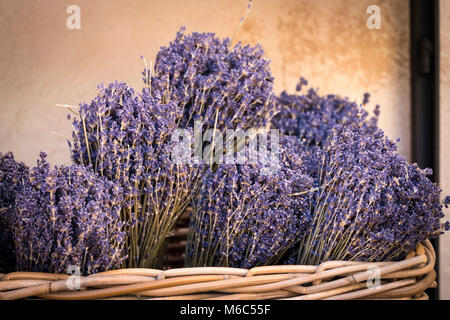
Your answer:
[0,240,436,300]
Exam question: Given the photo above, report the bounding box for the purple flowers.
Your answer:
[12,153,126,275]
[296,121,449,264]
[186,137,313,268]
[0,152,29,273]
[1,27,449,275]
[271,78,379,148]
[69,81,199,268]
[267,78,448,263]
[149,27,276,131]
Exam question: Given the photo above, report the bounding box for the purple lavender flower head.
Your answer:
[12,152,126,275]
[150,27,276,131]
[0,152,29,273]
[186,136,313,268]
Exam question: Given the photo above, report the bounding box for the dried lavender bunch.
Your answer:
[0,152,29,273]
[69,81,199,268]
[271,78,379,148]
[148,27,276,132]
[296,121,449,264]
[12,153,126,275]
[186,137,313,268]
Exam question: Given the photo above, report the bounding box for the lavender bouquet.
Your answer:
[69,81,199,268]
[185,137,313,268]
[295,120,449,265]
[12,153,126,275]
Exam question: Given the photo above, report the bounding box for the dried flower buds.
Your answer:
[12,153,126,275]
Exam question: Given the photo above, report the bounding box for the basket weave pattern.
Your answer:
[0,240,436,300]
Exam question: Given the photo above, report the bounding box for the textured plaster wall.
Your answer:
[440,0,450,300]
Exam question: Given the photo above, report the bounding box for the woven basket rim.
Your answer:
[0,240,436,300]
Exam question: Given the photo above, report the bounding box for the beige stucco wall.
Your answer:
[440,0,450,300]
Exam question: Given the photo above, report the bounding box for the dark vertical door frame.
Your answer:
[410,0,440,300]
